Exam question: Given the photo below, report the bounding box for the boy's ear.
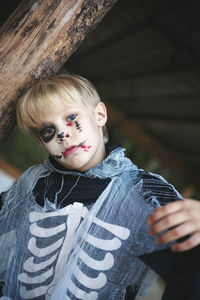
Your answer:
[95,102,107,127]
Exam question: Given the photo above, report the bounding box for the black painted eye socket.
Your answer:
[67,114,77,121]
[39,126,56,143]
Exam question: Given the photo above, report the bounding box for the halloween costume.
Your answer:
[0,147,199,300]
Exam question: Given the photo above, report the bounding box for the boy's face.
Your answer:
[37,99,107,172]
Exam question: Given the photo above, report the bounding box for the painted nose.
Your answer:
[57,132,64,139]
[57,132,70,141]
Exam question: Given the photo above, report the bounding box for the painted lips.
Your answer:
[63,145,79,157]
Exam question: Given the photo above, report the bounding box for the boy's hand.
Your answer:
[147,199,200,252]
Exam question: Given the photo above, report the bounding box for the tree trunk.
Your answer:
[0,0,117,142]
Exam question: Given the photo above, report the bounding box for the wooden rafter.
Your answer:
[107,103,197,184]
[0,159,21,179]
[71,1,182,62]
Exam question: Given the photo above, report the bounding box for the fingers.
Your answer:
[147,199,191,226]
[147,199,200,252]
[148,210,189,236]
[171,231,200,252]
[155,220,198,245]
[147,199,200,232]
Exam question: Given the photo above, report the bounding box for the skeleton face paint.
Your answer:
[39,124,56,143]
[75,121,82,132]
[57,132,64,140]
[39,100,106,171]
[81,145,92,152]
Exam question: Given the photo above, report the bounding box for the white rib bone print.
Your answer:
[18,202,130,299]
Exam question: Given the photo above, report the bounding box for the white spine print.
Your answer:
[18,202,130,299]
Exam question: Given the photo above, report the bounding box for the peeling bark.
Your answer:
[0,0,118,142]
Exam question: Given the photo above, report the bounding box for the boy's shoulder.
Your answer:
[2,163,51,197]
[19,163,50,182]
[135,169,182,206]
[0,163,50,214]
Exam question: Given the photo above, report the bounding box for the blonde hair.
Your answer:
[16,73,101,139]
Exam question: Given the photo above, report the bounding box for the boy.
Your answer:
[0,73,200,300]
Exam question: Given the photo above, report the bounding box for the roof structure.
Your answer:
[0,0,200,196]
[66,0,200,195]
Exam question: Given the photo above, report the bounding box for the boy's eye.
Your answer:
[39,126,56,143]
[67,114,77,121]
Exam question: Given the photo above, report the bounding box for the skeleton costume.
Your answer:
[0,147,199,300]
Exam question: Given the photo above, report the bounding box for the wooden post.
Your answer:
[0,0,117,142]
[0,159,21,179]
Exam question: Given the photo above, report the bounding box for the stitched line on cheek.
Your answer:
[75,121,82,132]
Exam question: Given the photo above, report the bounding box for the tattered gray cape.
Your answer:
[0,148,181,299]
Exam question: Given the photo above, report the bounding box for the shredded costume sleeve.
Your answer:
[133,171,200,300]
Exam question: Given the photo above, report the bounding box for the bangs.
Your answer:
[27,92,78,127]
[16,73,100,137]
[17,90,79,134]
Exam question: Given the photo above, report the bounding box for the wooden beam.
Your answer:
[0,159,21,179]
[0,0,118,142]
